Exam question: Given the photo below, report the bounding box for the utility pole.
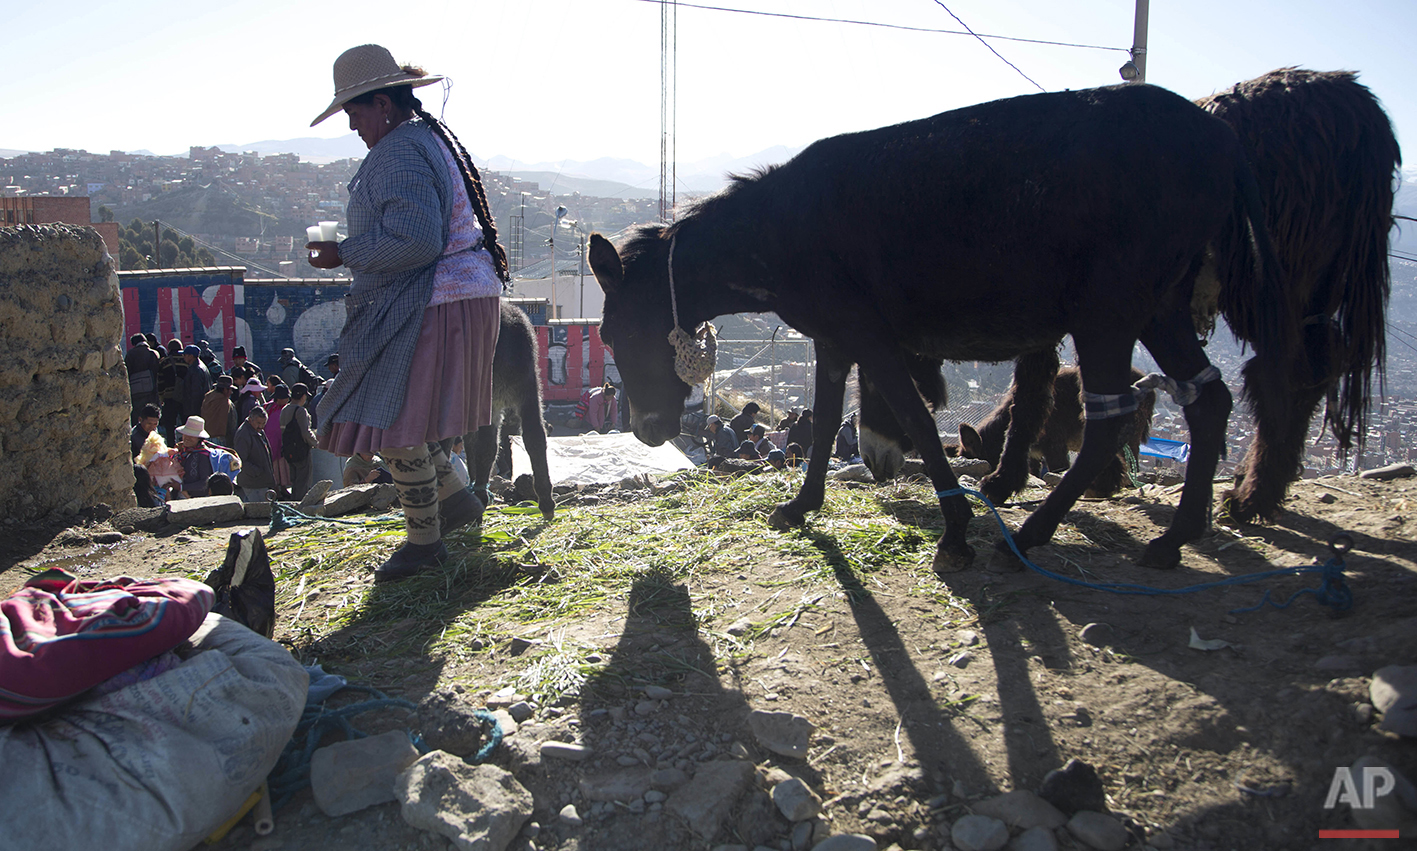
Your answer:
[660,0,676,223]
[1121,0,1149,83]
[153,221,161,269]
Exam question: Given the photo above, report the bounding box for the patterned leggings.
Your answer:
[379,440,462,545]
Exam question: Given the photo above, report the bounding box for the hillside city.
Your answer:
[6,144,1417,479]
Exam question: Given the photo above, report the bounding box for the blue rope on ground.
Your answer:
[267,682,504,811]
[268,501,384,534]
[935,486,1352,615]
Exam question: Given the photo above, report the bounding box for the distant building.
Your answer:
[0,195,122,268]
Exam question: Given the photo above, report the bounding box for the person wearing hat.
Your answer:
[750,423,773,458]
[125,333,161,424]
[704,415,737,458]
[325,353,340,378]
[157,339,188,441]
[765,448,788,471]
[277,347,322,393]
[236,376,266,423]
[304,44,506,582]
[787,408,815,454]
[174,416,215,498]
[181,344,212,432]
[264,384,293,498]
[231,346,261,378]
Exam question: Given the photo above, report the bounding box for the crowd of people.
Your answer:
[700,400,860,472]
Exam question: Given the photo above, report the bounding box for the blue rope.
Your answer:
[267,684,503,811]
[269,501,384,534]
[934,486,1352,614]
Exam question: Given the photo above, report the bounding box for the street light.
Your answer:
[551,206,568,319]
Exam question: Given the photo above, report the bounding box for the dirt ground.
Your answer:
[4,470,1415,851]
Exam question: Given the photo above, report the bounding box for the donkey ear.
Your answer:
[588,234,623,297]
[958,423,982,457]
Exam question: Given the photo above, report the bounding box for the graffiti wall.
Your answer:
[118,269,609,402]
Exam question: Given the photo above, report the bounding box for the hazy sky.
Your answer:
[6,0,1414,173]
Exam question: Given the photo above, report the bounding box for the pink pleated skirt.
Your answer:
[322,297,499,455]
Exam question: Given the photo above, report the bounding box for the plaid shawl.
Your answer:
[317,120,454,433]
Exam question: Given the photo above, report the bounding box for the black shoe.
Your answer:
[373,540,448,583]
[440,487,485,534]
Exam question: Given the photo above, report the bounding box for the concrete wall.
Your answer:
[0,224,134,521]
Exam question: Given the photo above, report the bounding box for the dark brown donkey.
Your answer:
[589,83,1294,574]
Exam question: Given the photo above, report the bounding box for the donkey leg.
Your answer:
[855,348,974,574]
[770,343,849,528]
[998,343,1133,569]
[1137,321,1232,568]
[518,396,556,521]
[981,349,1059,505]
[470,420,499,506]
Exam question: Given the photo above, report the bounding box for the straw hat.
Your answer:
[311,44,443,126]
[177,416,209,439]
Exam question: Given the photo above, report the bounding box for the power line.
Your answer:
[154,219,289,278]
[930,0,1043,92]
[621,0,1127,53]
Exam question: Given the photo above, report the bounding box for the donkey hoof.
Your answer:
[986,540,1026,573]
[1138,540,1182,570]
[768,504,804,530]
[931,543,975,575]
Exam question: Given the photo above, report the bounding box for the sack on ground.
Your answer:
[0,612,307,851]
[205,528,277,638]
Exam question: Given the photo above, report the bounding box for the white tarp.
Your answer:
[507,432,694,485]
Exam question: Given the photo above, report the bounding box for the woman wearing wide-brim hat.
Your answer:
[306,44,505,582]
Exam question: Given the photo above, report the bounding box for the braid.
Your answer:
[412,104,510,284]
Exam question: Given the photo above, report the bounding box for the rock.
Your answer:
[578,767,654,802]
[1146,829,1175,849]
[829,464,874,482]
[644,685,673,700]
[1359,463,1415,480]
[736,789,782,847]
[972,790,1067,830]
[92,531,123,544]
[949,651,973,668]
[1348,756,1417,837]
[489,708,518,737]
[1319,492,1337,504]
[164,494,244,527]
[1007,825,1058,851]
[310,729,420,816]
[711,846,749,851]
[1038,759,1107,815]
[666,759,754,840]
[772,777,823,821]
[652,767,691,790]
[509,636,542,655]
[242,500,272,519]
[540,741,591,761]
[396,752,533,851]
[321,483,378,517]
[559,804,582,827]
[727,617,754,636]
[419,691,495,757]
[1078,623,1115,647]
[508,700,535,723]
[1370,665,1417,737]
[951,814,1010,851]
[812,836,878,851]
[369,482,398,511]
[749,710,814,758]
[299,479,334,511]
[958,630,980,646]
[791,820,815,851]
[950,458,993,478]
[1066,811,1129,851]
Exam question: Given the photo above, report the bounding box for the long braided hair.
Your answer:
[350,83,510,284]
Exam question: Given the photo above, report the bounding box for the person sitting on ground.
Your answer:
[729,401,761,444]
[834,413,859,460]
[765,448,787,470]
[206,472,235,497]
[133,464,161,508]
[787,409,814,453]
[750,423,774,457]
[703,415,738,459]
[131,402,162,461]
[202,375,238,446]
[785,442,806,468]
[449,435,471,487]
[343,451,393,488]
[174,416,215,499]
[736,440,760,460]
[573,382,619,433]
[234,406,276,503]
[777,409,798,431]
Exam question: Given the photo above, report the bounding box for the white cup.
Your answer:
[318,221,339,241]
[306,225,323,244]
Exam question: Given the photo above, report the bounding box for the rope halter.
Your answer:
[666,233,717,386]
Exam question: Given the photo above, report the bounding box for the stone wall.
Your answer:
[0,224,134,521]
